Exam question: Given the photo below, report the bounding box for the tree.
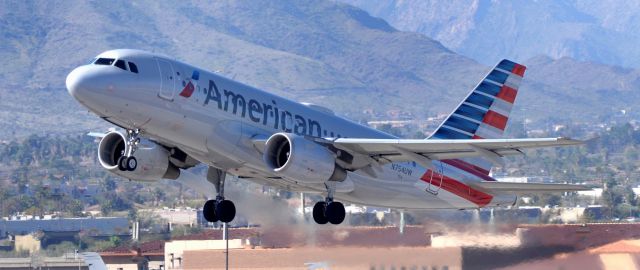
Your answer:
[67,199,85,217]
[108,236,121,247]
[602,187,625,218]
[153,187,166,206]
[541,194,562,207]
[128,208,138,221]
[102,177,117,191]
[100,200,114,216]
[626,188,638,207]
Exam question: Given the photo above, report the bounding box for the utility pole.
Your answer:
[300,193,306,220]
[399,210,405,235]
[224,222,229,270]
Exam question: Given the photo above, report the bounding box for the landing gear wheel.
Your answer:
[312,201,328,224]
[117,156,127,171]
[203,200,218,222]
[215,200,236,223]
[125,156,137,171]
[326,201,346,225]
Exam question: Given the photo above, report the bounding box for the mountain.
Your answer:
[342,0,640,69]
[0,0,481,138]
[0,0,638,139]
[519,56,640,123]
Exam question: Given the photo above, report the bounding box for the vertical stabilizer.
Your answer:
[429,59,526,173]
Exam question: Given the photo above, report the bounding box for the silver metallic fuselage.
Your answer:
[67,49,516,210]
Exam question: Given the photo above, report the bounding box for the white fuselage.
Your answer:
[66,49,516,210]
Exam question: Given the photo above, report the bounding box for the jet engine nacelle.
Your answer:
[263,133,346,184]
[98,131,180,182]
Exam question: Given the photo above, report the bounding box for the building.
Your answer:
[0,216,130,238]
[0,252,106,270]
[165,239,245,269]
[13,235,40,254]
[502,239,640,270]
[182,247,461,270]
[0,216,130,253]
[147,208,198,226]
[100,240,164,270]
[96,223,640,269]
[578,188,604,199]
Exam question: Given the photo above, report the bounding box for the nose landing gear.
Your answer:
[117,129,141,171]
[117,156,138,171]
[202,167,236,223]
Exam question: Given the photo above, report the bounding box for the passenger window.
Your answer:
[94,58,115,65]
[128,62,139,73]
[114,60,127,71]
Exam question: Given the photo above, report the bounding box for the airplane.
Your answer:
[66,49,587,225]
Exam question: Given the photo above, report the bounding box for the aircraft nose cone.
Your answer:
[66,66,91,100]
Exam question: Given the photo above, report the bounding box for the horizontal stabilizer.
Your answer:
[472,181,591,193]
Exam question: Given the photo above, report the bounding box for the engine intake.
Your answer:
[98,131,179,181]
[264,133,346,184]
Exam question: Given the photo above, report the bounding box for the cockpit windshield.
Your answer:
[114,59,127,71]
[92,57,139,74]
[94,58,115,65]
[128,62,139,73]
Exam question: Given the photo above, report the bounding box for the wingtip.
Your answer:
[557,137,585,145]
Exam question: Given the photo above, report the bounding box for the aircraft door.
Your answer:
[426,161,444,195]
[155,58,175,101]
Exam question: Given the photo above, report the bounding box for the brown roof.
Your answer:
[172,226,429,248]
[172,228,259,241]
[259,225,429,248]
[182,246,461,270]
[518,223,640,250]
[498,251,605,270]
[590,240,640,254]
[100,239,165,257]
[101,225,432,259]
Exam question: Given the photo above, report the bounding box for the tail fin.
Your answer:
[429,59,526,173]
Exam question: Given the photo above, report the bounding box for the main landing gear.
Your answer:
[117,129,140,172]
[312,182,346,225]
[202,168,236,223]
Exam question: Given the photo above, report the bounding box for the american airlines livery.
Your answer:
[66,49,587,225]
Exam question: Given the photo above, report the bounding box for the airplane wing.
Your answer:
[469,181,591,193]
[313,137,582,170]
[87,127,117,138]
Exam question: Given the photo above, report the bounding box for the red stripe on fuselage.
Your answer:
[441,159,494,181]
[421,170,493,207]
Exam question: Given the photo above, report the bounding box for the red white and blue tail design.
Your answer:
[429,59,526,173]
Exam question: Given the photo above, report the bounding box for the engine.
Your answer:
[263,133,346,184]
[98,131,180,182]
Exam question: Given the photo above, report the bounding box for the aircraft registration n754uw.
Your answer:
[66,49,587,225]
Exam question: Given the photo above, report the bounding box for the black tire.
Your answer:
[203,200,218,222]
[125,156,137,171]
[117,156,127,171]
[326,201,345,225]
[312,201,328,224]
[216,200,236,223]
